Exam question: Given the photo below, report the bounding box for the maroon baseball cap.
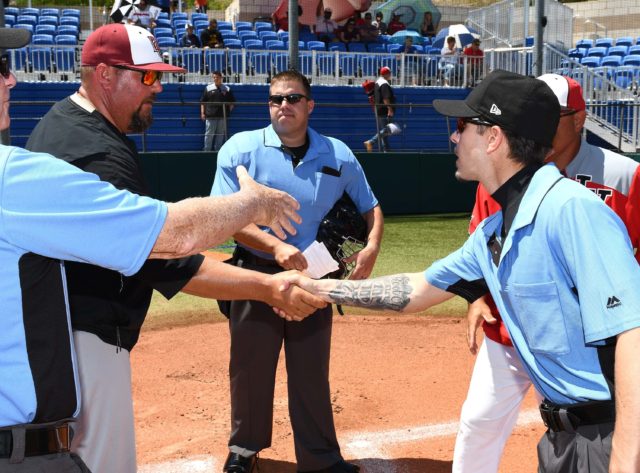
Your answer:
[82,23,185,72]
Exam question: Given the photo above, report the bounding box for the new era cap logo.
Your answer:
[490,104,502,115]
[606,296,621,309]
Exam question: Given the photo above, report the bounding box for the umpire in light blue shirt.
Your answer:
[285,70,640,473]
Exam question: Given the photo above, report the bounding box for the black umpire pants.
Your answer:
[227,256,342,471]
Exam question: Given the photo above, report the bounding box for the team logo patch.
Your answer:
[606,296,621,309]
[490,104,502,115]
[147,35,161,55]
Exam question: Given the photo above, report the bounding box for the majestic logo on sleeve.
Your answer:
[606,296,621,309]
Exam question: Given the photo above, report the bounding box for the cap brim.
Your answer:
[0,28,31,49]
[126,62,186,73]
[432,99,480,118]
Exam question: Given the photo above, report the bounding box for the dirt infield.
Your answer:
[133,315,545,473]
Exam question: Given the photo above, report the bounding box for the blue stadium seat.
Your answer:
[265,40,286,50]
[220,30,238,41]
[224,39,242,49]
[316,52,335,76]
[623,55,640,66]
[205,49,226,74]
[615,37,634,47]
[20,8,39,18]
[614,65,635,88]
[55,35,78,45]
[607,45,628,57]
[360,54,379,77]
[228,50,244,76]
[191,13,207,23]
[586,46,607,58]
[16,15,37,27]
[367,43,386,53]
[348,42,366,53]
[59,16,80,27]
[171,12,187,23]
[55,46,76,73]
[567,48,584,60]
[576,38,593,49]
[35,24,56,36]
[307,40,325,51]
[157,12,169,20]
[154,27,173,39]
[284,40,305,50]
[13,24,35,34]
[32,34,54,44]
[601,55,622,68]
[379,55,397,75]
[5,7,20,17]
[5,15,15,26]
[271,52,289,73]
[277,31,289,42]
[239,31,258,44]
[57,25,79,37]
[328,42,346,52]
[30,46,53,72]
[173,19,188,31]
[387,44,402,53]
[181,49,202,73]
[38,15,58,26]
[157,37,177,48]
[628,45,640,56]
[9,47,28,72]
[339,53,358,78]
[61,9,80,18]
[235,21,252,30]
[251,52,271,75]
[594,37,613,49]
[193,20,209,30]
[41,8,60,17]
[243,39,262,50]
[156,18,171,28]
[580,56,601,67]
[298,52,313,75]
[259,30,277,42]
[217,21,232,31]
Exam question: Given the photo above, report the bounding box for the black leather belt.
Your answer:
[539,399,615,433]
[0,424,70,458]
[234,247,280,268]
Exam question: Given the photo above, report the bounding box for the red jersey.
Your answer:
[470,141,640,346]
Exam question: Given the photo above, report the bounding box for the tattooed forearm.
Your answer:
[328,275,412,311]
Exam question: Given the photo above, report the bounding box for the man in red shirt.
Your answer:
[462,38,483,86]
[452,74,640,473]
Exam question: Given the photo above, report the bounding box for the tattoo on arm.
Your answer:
[328,275,411,311]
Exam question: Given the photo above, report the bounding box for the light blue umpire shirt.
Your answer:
[211,125,378,258]
[426,163,640,405]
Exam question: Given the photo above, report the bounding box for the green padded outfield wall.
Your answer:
[139,152,477,216]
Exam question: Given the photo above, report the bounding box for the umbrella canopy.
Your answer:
[389,29,424,44]
[110,0,141,23]
[375,0,441,33]
[432,24,479,49]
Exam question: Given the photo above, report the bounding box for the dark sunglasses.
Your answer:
[560,108,578,117]
[113,65,163,86]
[456,117,495,134]
[0,54,11,79]
[268,93,309,105]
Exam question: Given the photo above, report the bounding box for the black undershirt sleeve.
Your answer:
[445,278,490,304]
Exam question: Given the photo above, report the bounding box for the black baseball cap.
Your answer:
[433,70,560,146]
[0,27,31,49]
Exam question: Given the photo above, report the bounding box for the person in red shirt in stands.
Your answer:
[462,38,484,86]
[386,14,406,35]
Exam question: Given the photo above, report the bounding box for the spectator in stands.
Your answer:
[200,71,235,152]
[180,23,201,47]
[195,0,207,14]
[439,36,460,86]
[364,66,398,152]
[350,11,365,27]
[338,19,361,45]
[359,12,378,43]
[386,13,406,35]
[463,38,484,86]
[420,11,437,38]
[127,0,158,30]
[200,19,224,49]
[372,12,387,35]
[401,35,418,54]
[314,7,338,44]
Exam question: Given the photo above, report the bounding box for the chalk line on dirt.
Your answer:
[139,409,540,472]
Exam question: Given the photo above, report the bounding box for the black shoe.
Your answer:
[298,459,360,473]
[223,452,257,473]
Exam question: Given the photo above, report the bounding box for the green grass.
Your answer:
[144,214,471,331]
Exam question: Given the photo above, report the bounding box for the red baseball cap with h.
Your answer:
[379,66,391,75]
[537,73,586,112]
[82,23,185,72]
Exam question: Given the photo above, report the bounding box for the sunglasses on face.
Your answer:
[268,93,308,105]
[560,108,578,117]
[456,117,495,134]
[113,65,163,86]
[0,54,11,79]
